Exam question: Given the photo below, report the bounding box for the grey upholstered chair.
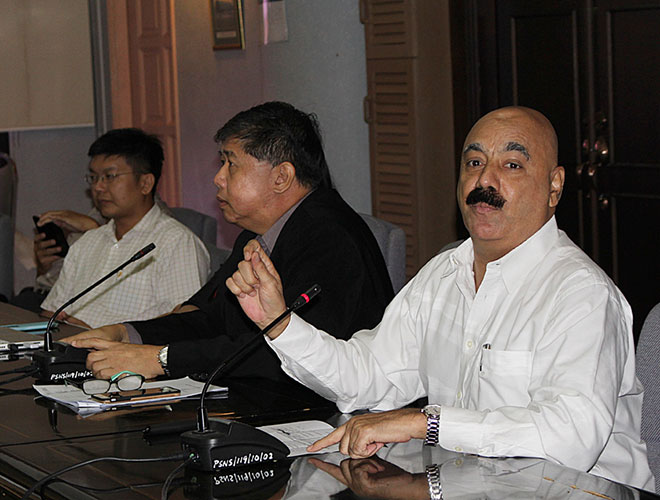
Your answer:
[637,302,660,481]
[0,155,16,301]
[360,213,406,293]
[170,207,217,246]
[0,153,17,226]
[170,207,230,273]
[439,239,464,253]
[0,213,13,300]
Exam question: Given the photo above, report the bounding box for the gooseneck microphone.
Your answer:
[31,243,156,382]
[181,284,321,471]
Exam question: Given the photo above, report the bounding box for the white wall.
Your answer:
[174,0,369,248]
[0,0,94,131]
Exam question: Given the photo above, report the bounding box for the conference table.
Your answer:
[0,303,657,499]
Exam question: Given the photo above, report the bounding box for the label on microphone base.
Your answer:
[181,418,290,472]
[48,369,93,382]
[212,451,275,469]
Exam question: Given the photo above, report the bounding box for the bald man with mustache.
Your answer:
[227,107,654,491]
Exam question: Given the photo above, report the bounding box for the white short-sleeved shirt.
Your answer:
[42,203,210,328]
[268,216,654,491]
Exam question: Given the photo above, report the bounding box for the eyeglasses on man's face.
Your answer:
[84,171,134,186]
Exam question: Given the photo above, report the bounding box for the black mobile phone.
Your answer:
[91,386,181,403]
[33,216,69,257]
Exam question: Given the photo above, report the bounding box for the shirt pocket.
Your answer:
[477,349,532,410]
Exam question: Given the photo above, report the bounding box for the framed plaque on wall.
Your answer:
[210,0,245,50]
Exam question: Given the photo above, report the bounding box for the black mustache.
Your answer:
[466,187,506,208]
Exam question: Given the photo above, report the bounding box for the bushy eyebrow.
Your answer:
[219,149,237,159]
[505,141,530,160]
[88,165,121,174]
[463,143,485,155]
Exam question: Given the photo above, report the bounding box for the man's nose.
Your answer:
[475,162,499,190]
[213,163,226,188]
[91,179,106,194]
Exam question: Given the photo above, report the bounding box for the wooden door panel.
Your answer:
[361,0,417,59]
[596,3,660,164]
[593,0,660,333]
[366,58,419,276]
[124,0,181,206]
[495,0,584,246]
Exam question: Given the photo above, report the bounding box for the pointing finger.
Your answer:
[308,425,345,453]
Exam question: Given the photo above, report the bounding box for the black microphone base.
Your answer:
[31,342,92,383]
[181,418,290,472]
[183,459,292,499]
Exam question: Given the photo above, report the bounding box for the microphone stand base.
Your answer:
[31,342,92,383]
[181,418,289,471]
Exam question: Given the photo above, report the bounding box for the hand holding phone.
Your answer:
[33,215,69,258]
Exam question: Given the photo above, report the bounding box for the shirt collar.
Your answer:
[258,191,312,255]
[446,216,560,293]
[105,203,160,243]
[489,216,559,293]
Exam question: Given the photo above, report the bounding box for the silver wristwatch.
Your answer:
[158,345,170,377]
[421,404,442,446]
[425,463,443,499]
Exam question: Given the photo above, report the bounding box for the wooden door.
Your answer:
[589,0,660,336]
[463,0,660,337]
[362,0,458,277]
[106,0,181,207]
[365,57,419,277]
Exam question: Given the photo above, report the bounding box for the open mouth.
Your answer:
[473,201,500,210]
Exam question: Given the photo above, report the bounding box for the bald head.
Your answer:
[465,106,559,170]
[457,106,565,265]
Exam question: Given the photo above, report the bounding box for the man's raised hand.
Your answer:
[225,240,288,337]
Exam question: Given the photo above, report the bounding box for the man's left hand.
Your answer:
[72,338,164,379]
[226,239,288,335]
[308,408,428,458]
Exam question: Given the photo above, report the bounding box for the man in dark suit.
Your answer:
[65,101,394,389]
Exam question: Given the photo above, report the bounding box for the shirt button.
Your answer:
[466,340,474,349]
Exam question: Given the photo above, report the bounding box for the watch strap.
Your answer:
[158,345,171,377]
[422,405,441,446]
[425,464,443,499]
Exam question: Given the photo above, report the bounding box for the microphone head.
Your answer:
[131,243,156,261]
[289,284,321,312]
[303,284,321,301]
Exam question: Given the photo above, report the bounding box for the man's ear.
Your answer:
[549,165,565,208]
[272,162,297,194]
[139,173,156,196]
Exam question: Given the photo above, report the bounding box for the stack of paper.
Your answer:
[258,420,339,456]
[33,376,227,414]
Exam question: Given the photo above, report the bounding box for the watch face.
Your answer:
[158,346,168,366]
[423,404,442,417]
